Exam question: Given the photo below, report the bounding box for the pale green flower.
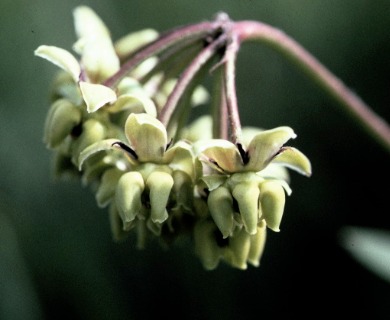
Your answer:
[194,219,267,270]
[194,126,311,236]
[196,126,311,175]
[78,113,197,231]
[34,6,156,115]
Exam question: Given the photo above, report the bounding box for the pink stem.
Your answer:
[233,21,390,152]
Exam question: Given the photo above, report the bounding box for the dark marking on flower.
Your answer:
[214,229,229,247]
[165,138,173,151]
[112,141,138,160]
[236,142,249,165]
[209,158,226,173]
[70,122,83,138]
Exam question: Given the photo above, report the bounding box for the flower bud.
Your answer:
[207,186,234,238]
[146,171,174,223]
[259,180,286,232]
[116,171,145,225]
[232,181,260,235]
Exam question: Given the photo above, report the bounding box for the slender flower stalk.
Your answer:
[158,33,227,127]
[234,21,390,152]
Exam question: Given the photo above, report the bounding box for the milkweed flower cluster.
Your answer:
[35,6,311,270]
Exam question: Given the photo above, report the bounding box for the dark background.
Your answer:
[1,0,389,319]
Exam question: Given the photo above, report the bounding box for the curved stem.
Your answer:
[210,64,227,139]
[104,21,227,88]
[234,21,390,153]
[158,34,227,127]
[223,33,242,144]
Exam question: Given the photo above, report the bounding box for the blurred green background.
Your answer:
[1,0,389,319]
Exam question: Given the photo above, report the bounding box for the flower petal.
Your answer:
[73,6,119,81]
[259,180,286,232]
[163,141,194,176]
[232,181,260,235]
[116,171,145,224]
[79,81,117,113]
[246,126,296,172]
[78,138,120,170]
[247,220,267,267]
[200,175,227,192]
[114,28,159,59]
[108,93,157,117]
[34,45,80,82]
[95,167,124,208]
[196,139,243,173]
[271,147,312,177]
[224,227,251,270]
[124,113,167,162]
[146,171,174,223]
[208,186,235,238]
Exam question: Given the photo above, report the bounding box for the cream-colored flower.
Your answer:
[194,126,311,236]
[34,6,157,115]
[78,113,197,229]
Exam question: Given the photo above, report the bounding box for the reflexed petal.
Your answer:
[116,171,145,224]
[73,6,119,81]
[271,147,312,177]
[34,45,81,82]
[125,113,167,162]
[197,139,243,173]
[260,180,286,232]
[146,171,173,223]
[79,81,117,113]
[232,181,260,235]
[95,167,124,208]
[107,93,157,116]
[78,138,119,170]
[246,126,296,171]
[208,186,235,238]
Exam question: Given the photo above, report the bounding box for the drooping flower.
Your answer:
[194,125,311,237]
[34,6,158,114]
[78,113,198,235]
